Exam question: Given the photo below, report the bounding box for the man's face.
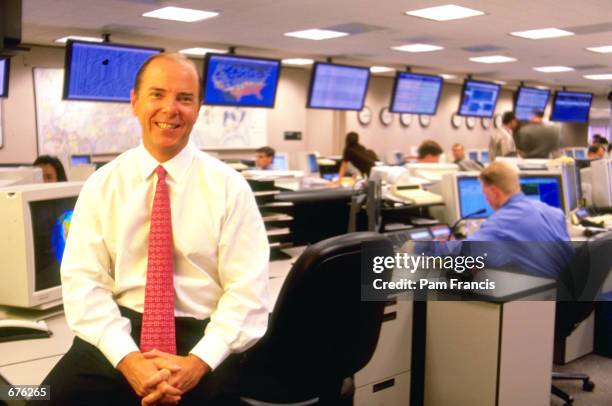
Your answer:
[131,58,201,162]
[588,147,605,160]
[255,153,273,169]
[507,119,519,131]
[452,145,465,161]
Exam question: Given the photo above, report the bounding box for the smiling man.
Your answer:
[37,54,269,406]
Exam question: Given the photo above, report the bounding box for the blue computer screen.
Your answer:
[63,41,162,102]
[457,176,494,218]
[307,62,370,111]
[564,149,574,158]
[519,176,563,210]
[574,149,586,159]
[514,86,550,121]
[410,229,433,240]
[390,72,443,115]
[480,151,490,164]
[70,155,91,166]
[550,91,593,123]
[468,151,479,161]
[272,155,288,170]
[458,80,501,118]
[430,225,451,241]
[203,54,281,108]
[307,154,319,174]
[0,57,9,98]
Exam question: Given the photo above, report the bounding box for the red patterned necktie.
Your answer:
[140,165,176,354]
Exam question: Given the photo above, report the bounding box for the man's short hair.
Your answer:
[133,53,202,102]
[588,143,603,155]
[502,111,516,125]
[452,143,464,150]
[532,110,545,119]
[479,161,520,195]
[418,140,443,159]
[256,146,275,157]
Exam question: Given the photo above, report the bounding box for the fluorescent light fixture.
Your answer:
[392,43,444,53]
[494,80,507,85]
[405,4,485,21]
[370,66,394,73]
[55,35,104,43]
[584,73,612,80]
[284,29,348,40]
[179,47,226,56]
[533,66,574,73]
[282,58,314,66]
[535,85,549,89]
[510,28,574,40]
[586,45,612,54]
[440,73,457,79]
[469,55,517,64]
[142,6,219,22]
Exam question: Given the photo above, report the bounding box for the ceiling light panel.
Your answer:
[510,28,574,39]
[142,7,219,22]
[284,29,348,40]
[405,5,485,21]
[55,36,104,43]
[533,66,574,72]
[586,45,612,53]
[469,55,517,64]
[392,44,444,53]
[179,47,226,56]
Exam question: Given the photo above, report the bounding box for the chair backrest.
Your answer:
[263,232,393,384]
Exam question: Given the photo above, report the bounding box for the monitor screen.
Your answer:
[389,72,443,115]
[457,176,494,218]
[70,154,91,166]
[574,148,586,160]
[203,53,281,108]
[519,175,563,210]
[458,79,501,117]
[480,151,490,164]
[550,91,593,123]
[564,149,574,158]
[0,57,9,98]
[307,153,319,174]
[272,154,288,170]
[514,86,550,121]
[430,225,451,241]
[30,196,78,292]
[63,40,163,102]
[468,151,479,161]
[307,62,370,110]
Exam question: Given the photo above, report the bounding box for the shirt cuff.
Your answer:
[190,333,231,370]
[97,328,140,368]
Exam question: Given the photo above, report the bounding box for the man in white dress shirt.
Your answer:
[489,111,518,161]
[38,54,269,406]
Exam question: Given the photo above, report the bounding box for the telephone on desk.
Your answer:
[390,184,443,205]
[0,319,51,343]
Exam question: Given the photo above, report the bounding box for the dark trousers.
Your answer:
[34,307,242,406]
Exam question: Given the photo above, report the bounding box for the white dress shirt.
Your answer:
[489,126,516,161]
[61,142,270,369]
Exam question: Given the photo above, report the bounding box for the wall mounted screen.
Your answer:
[0,57,9,98]
[307,62,370,111]
[63,41,163,102]
[458,79,501,117]
[514,86,550,121]
[550,91,593,123]
[390,72,443,115]
[203,53,281,108]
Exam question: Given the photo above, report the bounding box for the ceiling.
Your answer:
[18,0,612,96]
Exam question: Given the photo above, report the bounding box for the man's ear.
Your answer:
[130,89,137,116]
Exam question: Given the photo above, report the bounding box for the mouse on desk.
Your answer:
[0,319,52,343]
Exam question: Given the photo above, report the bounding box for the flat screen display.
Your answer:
[550,91,593,123]
[457,176,494,218]
[203,53,281,108]
[70,155,91,166]
[390,72,443,115]
[574,148,586,159]
[272,154,288,170]
[30,197,79,291]
[458,79,501,117]
[307,153,319,174]
[514,86,550,121]
[0,57,9,98]
[519,175,563,210]
[63,40,163,102]
[307,62,370,110]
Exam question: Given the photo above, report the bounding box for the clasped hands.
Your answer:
[117,349,210,406]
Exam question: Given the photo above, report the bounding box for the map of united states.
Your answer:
[211,62,271,101]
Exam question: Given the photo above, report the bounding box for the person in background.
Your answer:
[489,111,518,161]
[587,143,606,160]
[515,110,560,158]
[337,131,378,179]
[33,155,68,182]
[254,146,275,170]
[416,140,443,163]
[592,134,608,146]
[607,143,612,158]
[451,143,484,171]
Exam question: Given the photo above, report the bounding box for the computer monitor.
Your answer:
[514,86,550,121]
[468,150,479,161]
[307,62,370,111]
[457,175,495,219]
[550,91,593,123]
[480,151,490,164]
[0,167,43,187]
[574,148,587,160]
[272,153,289,171]
[429,225,451,241]
[0,182,83,309]
[306,153,319,175]
[590,159,612,207]
[70,154,91,166]
[458,79,501,118]
[63,40,163,102]
[519,173,565,212]
[203,53,281,108]
[564,149,575,158]
[389,72,443,115]
[0,56,10,98]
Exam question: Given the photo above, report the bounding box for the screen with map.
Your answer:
[203,53,281,108]
[0,57,9,98]
[307,62,370,110]
[63,40,162,102]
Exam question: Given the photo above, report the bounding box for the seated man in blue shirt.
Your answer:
[433,161,572,279]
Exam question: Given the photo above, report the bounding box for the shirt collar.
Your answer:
[502,192,525,208]
[138,142,195,182]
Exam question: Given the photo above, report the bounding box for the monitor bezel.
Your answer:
[513,86,551,121]
[306,61,371,111]
[62,40,164,103]
[0,56,10,98]
[549,90,593,123]
[202,52,282,108]
[389,71,444,115]
[457,79,501,118]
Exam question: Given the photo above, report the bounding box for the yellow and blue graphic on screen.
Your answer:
[51,209,74,264]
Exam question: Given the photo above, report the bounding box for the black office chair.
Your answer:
[238,232,393,405]
[551,231,612,405]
